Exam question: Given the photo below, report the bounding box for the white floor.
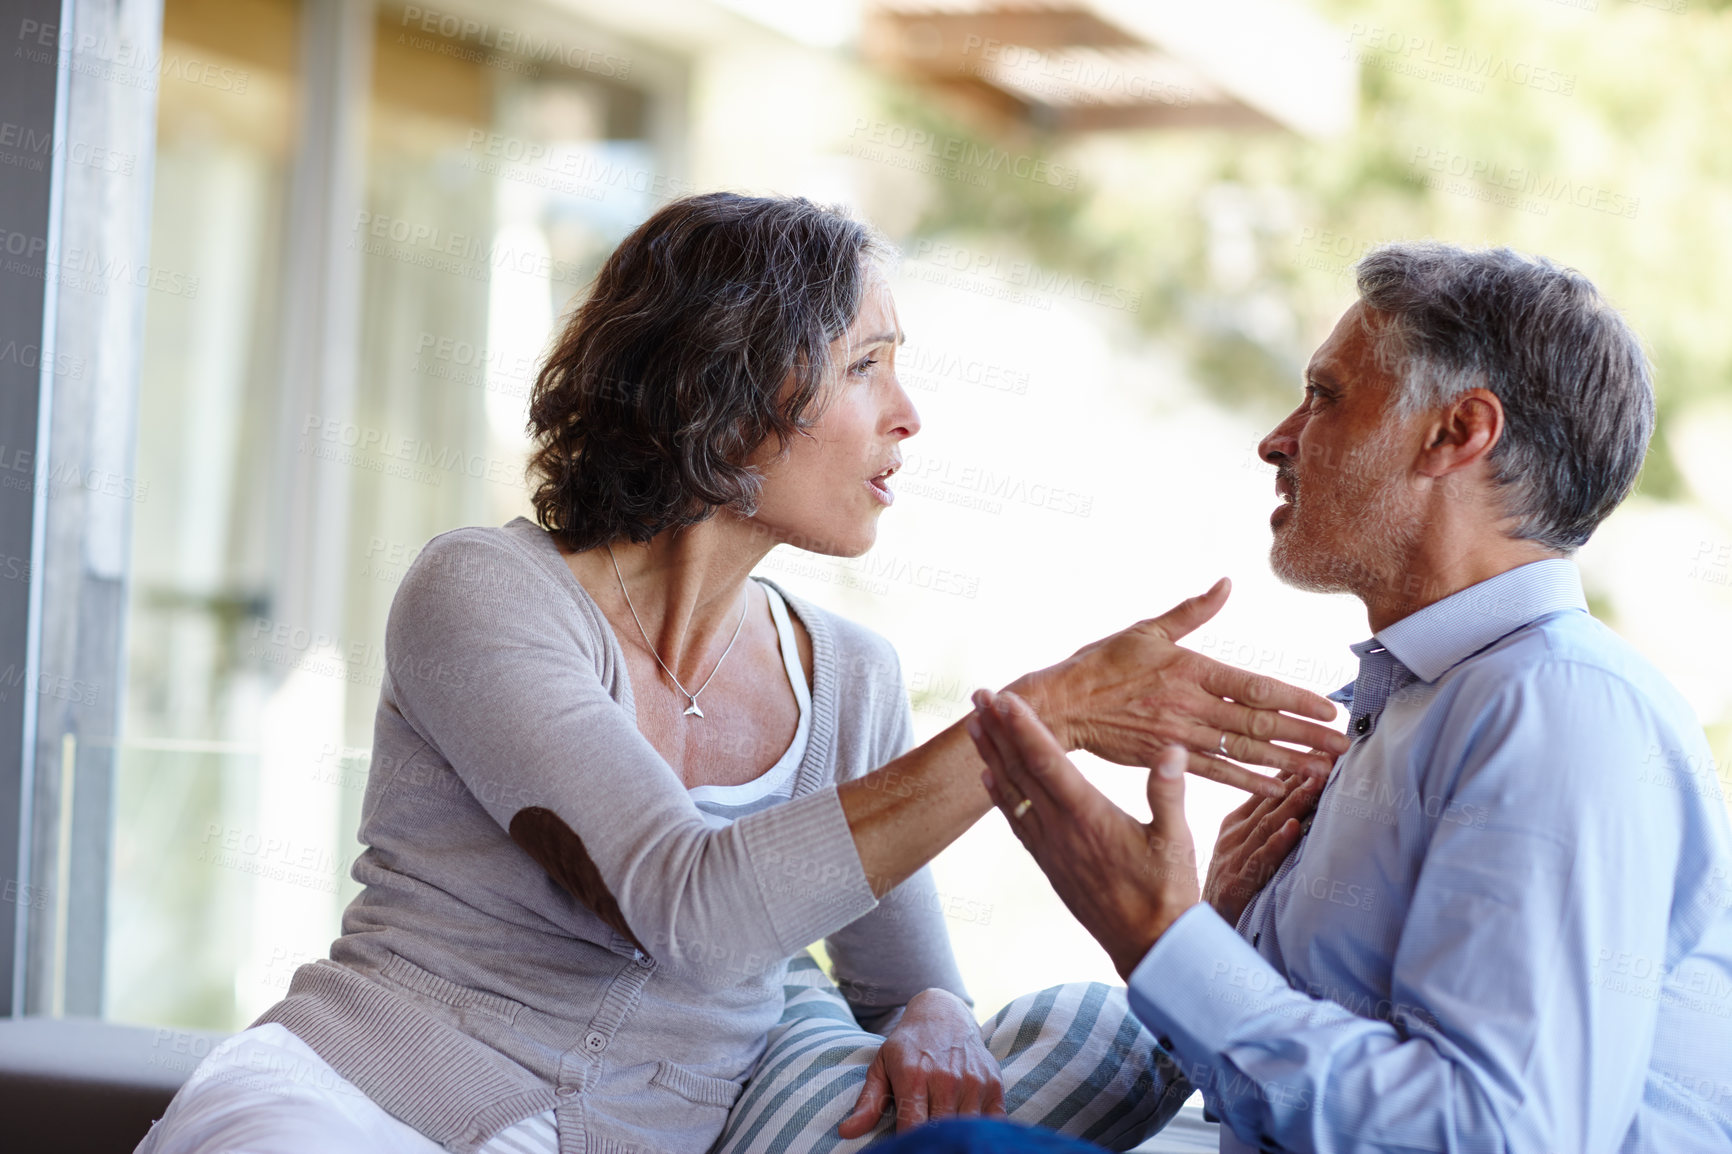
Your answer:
[1132,1103,1220,1152]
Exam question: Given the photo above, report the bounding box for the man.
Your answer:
[959,243,1732,1152]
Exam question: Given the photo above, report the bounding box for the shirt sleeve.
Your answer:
[1126,660,1680,1154]
[823,685,972,1032]
[384,531,878,988]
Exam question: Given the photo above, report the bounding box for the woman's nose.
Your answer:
[888,377,921,439]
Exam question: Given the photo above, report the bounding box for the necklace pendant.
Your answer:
[684,699,705,719]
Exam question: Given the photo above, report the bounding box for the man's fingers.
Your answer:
[971,691,1067,813]
[1240,817,1305,888]
[1144,746,1193,841]
[1144,578,1230,643]
[981,767,1041,848]
[837,1055,890,1139]
[988,691,1096,810]
[1200,661,1341,724]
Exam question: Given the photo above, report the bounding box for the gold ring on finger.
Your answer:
[1012,797,1033,820]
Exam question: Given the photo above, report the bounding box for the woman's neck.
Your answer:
[565,512,776,679]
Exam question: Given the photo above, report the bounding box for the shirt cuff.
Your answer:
[1125,902,1290,1069]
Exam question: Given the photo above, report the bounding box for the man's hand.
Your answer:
[1008,579,1347,798]
[1203,776,1319,926]
[968,688,1202,981]
[837,987,1005,1138]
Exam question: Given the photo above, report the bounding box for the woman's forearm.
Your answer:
[838,674,1066,898]
[838,720,993,898]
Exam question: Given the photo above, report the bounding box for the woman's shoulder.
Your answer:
[756,577,904,691]
[390,518,607,649]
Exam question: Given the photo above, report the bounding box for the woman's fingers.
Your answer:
[1143,578,1231,643]
[1184,750,1285,797]
[1198,725,1336,780]
[837,1053,891,1139]
[893,1071,930,1132]
[1199,661,1340,724]
[1204,698,1350,759]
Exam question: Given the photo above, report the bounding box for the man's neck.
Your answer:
[1360,535,1565,634]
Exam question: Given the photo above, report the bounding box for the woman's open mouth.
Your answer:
[866,461,899,506]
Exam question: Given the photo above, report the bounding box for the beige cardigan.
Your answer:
[256,517,968,1154]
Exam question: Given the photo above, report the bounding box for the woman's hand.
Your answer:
[1203,774,1321,925]
[837,988,1005,1137]
[1009,578,1349,797]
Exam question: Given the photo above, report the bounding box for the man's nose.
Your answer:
[1259,414,1301,464]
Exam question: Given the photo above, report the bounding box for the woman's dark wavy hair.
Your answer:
[526,192,887,552]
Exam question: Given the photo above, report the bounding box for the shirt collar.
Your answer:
[1373,558,1587,683]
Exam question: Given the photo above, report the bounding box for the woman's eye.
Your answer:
[851,357,878,376]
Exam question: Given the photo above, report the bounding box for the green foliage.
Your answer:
[886,0,1732,502]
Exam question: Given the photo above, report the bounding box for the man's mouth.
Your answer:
[1272,471,1296,526]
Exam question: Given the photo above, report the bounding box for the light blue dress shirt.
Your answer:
[1126,559,1732,1153]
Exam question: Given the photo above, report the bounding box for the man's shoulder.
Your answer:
[1437,608,1704,757]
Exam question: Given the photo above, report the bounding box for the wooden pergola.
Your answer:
[862,0,1354,137]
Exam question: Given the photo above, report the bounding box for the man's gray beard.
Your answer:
[1270,426,1423,597]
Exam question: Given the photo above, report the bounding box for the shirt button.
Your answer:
[556,1085,577,1099]
[1353,715,1370,734]
[583,1031,607,1052]
[1157,1034,1175,1051]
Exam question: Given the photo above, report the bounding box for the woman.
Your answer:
[139,193,1346,1154]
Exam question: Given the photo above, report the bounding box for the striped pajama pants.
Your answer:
[136,956,1186,1154]
[712,954,1190,1153]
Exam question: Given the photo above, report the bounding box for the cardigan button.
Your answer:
[584,1031,608,1052]
[556,1085,577,1099]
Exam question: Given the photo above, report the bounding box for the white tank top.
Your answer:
[686,580,810,828]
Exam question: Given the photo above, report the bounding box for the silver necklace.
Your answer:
[606,544,748,719]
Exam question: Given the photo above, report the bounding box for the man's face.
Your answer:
[1258,302,1426,596]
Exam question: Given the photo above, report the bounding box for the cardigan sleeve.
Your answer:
[822,663,972,1031]
[383,529,878,989]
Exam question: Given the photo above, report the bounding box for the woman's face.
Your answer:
[746,273,919,557]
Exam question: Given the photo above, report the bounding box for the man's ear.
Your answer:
[1416,388,1503,479]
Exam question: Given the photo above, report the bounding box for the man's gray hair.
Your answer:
[1355,242,1654,552]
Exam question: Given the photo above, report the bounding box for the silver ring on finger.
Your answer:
[1218,730,1231,758]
